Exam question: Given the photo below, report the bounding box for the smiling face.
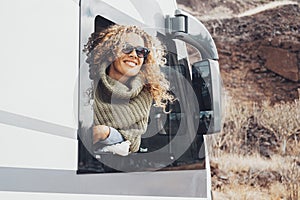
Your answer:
[108,32,146,83]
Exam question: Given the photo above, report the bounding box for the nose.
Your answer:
[128,49,138,58]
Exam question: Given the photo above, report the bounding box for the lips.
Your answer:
[124,60,138,67]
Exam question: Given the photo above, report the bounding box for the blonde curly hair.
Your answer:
[84,24,174,110]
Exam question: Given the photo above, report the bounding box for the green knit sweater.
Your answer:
[93,64,152,152]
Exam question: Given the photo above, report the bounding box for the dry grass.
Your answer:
[213,184,276,200]
[257,99,300,155]
[207,93,300,200]
[211,156,300,200]
[212,154,289,172]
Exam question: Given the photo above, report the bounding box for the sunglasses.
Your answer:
[122,43,150,58]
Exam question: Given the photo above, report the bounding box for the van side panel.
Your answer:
[0,0,79,129]
[0,0,79,171]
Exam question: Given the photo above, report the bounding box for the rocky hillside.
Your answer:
[177,1,300,199]
[178,0,300,103]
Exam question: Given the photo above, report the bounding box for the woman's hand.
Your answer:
[93,125,110,144]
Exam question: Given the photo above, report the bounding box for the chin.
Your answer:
[125,68,141,77]
[126,71,139,77]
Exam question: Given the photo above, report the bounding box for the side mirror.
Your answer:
[192,59,222,134]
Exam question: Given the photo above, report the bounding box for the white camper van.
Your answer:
[0,0,222,199]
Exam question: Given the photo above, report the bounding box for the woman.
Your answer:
[84,25,173,156]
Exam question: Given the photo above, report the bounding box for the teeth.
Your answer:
[125,61,136,67]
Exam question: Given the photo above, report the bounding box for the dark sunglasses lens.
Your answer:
[122,44,150,58]
[122,45,134,54]
[136,47,149,58]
